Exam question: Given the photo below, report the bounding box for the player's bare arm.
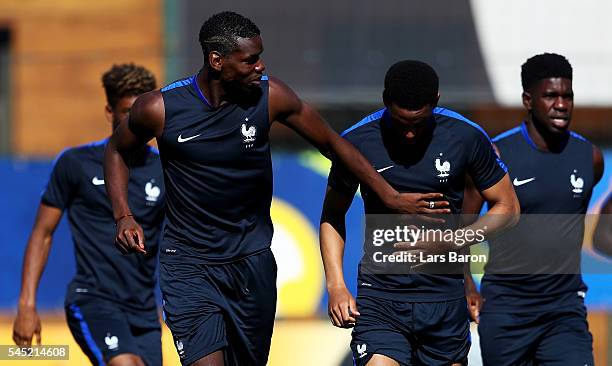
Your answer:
[104,91,165,255]
[452,143,517,243]
[594,192,612,257]
[460,171,515,323]
[589,145,608,256]
[458,174,519,247]
[466,167,520,235]
[319,186,360,328]
[13,204,63,346]
[461,175,484,323]
[268,77,450,215]
[593,145,604,184]
[460,144,501,215]
[463,267,482,323]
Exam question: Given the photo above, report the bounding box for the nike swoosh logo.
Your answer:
[513,177,536,186]
[177,134,201,143]
[376,165,394,173]
[92,177,105,186]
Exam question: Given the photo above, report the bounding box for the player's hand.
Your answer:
[327,286,360,328]
[386,192,451,215]
[13,306,42,346]
[465,284,483,323]
[114,215,146,254]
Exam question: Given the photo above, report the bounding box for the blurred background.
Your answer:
[0,0,610,365]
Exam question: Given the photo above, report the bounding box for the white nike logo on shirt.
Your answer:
[376,165,394,173]
[92,177,105,186]
[177,134,201,143]
[513,177,536,186]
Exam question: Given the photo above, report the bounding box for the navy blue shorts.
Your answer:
[65,294,161,366]
[160,249,277,366]
[350,296,470,366]
[478,299,593,366]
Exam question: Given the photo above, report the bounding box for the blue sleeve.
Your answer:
[468,130,508,191]
[327,159,359,198]
[41,150,78,209]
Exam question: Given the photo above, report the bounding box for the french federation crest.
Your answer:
[570,169,584,195]
[435,153,451,182]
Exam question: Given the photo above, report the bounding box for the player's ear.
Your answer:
[382,89,390,108]
[104,104,113,124]
[433,93,440,107]
[209,51,223,72]
[522,91,532,111]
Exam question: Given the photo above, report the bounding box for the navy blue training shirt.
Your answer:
[482,122,595,312]
[42,140,165,311]
[157,75,273,264]
[328,107,507,302]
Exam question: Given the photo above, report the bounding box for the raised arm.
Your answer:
[104,91,164,254]
[268,77,450,215]
[13,204,63,346]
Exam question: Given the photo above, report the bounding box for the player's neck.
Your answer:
[383,120,434,162]
[197,69,227,108]
[198,68,263,108]
[524,119,569,153]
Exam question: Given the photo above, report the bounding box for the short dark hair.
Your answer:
[521,53,572,91]
[199,11,260,65]
[383,60,439,110]
[102,63,156,108]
